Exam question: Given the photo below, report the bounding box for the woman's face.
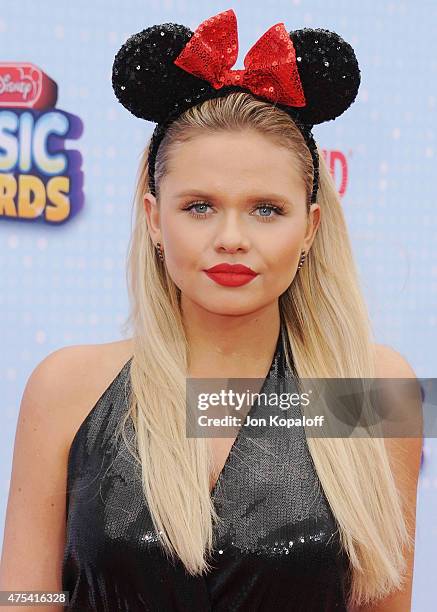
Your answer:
[144,130,320,316]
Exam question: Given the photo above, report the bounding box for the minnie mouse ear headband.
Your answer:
[112,8,361,204]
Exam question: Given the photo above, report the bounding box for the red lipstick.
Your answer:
[203,263,259,287]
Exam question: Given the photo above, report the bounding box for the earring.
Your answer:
[297,249,307,271]
[155,242,165,262]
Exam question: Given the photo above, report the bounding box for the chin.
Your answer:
[196,298,264,317]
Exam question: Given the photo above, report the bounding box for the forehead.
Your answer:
[161,130,306,198]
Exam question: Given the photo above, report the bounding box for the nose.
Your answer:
[212,209,250,253]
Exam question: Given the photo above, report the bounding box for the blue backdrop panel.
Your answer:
[0,2,435,609]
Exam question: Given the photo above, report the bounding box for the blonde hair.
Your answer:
[118,91,411,608]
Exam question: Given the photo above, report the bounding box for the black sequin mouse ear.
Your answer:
[111,23,217,124]
[288,28,361,126]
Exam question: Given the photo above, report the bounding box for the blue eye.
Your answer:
[257,205,276,217]
[183,201,285,222]
[188,202,211,215]
[253,205,284,222]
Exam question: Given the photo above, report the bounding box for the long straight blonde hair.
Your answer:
[117,91,411,608]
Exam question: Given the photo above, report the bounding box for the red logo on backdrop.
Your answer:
[321,149,349,198]
[0,62,57,108]
[0,62,83,224]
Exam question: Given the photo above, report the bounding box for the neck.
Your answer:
[182,298,281,378]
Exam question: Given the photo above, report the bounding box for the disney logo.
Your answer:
[0,73,34,100]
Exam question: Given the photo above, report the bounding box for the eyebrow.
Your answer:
[174,189,294,205]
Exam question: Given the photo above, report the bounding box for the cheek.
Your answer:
[162,217,192,262]
[163,211,206,248]
[167,241,208,269]
[160,220,204,287]
[263,224,303,268]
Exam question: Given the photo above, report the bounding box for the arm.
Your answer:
[0,349,76,611]
[353,345,423,612]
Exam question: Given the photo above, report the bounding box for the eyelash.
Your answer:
[183,201,285,222]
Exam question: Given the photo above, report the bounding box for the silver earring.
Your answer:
[156,242,165,262]
[297,249,306,271]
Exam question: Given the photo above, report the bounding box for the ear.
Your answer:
[303,203,321,251]
[143,192,161,244]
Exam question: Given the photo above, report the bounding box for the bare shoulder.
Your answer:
[8,338,135,468]
[372,342,417,379]
[372,344,423,565]
[29,338,134,447]
[372,342,423,503]
[372,342,423,446]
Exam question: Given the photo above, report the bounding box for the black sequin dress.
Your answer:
[62,326,351,611]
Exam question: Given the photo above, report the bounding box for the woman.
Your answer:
[0,10,422,612]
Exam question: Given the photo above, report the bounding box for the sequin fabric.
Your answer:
[172,10,307,108]
[62,325,351,611]
[111,9,361,204]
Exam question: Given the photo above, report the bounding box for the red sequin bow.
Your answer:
[173,9,306,108]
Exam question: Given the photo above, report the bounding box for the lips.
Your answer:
[203,263,258,287]
[204,263,257,275]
